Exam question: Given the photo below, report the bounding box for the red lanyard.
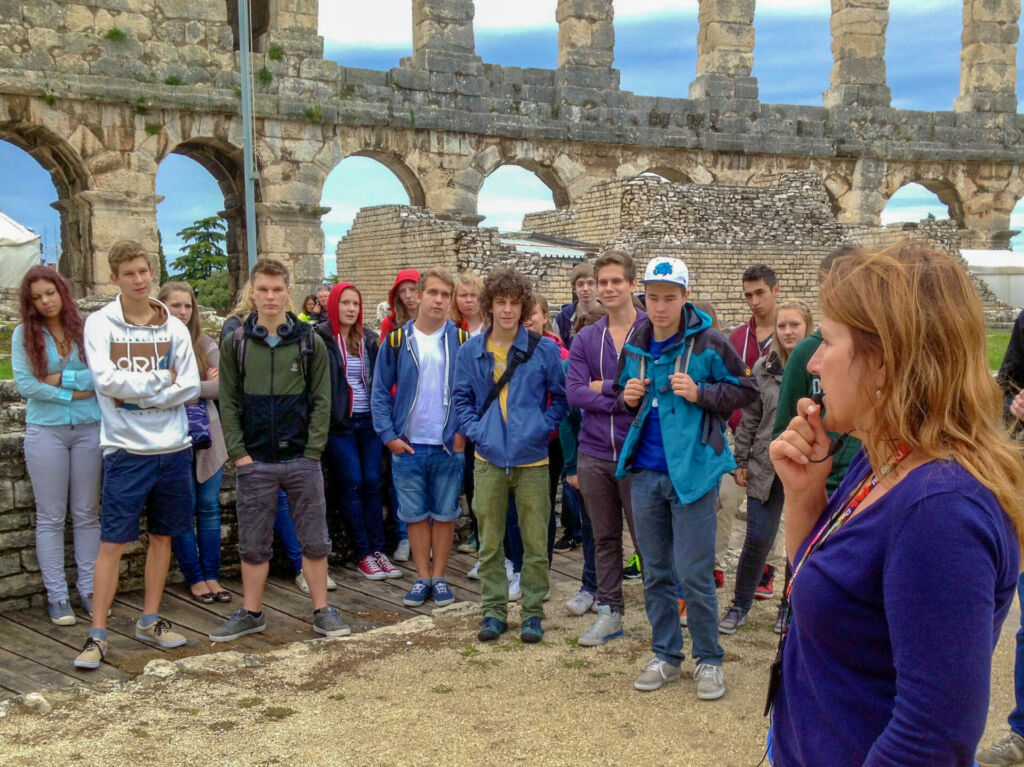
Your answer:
[786,443,913,604]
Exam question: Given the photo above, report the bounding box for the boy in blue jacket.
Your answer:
[372,268,467,609]
[454,267,567,644]
[616,257,757,700]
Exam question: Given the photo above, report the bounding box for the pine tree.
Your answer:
[172,216,227,281]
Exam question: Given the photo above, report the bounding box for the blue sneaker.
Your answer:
[431,579,455,607]
[477,616,507,641]
[402,579,431,607]
[521,616,544,643]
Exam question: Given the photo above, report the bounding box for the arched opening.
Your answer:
[226,0,270,51]
[0,122,91,294]
[473,5,558,68]
[318,1,412,69]
[614,5,697,98]
[157,140,246,311]
[886,2,961,109]
[321,154,420,279]
[478,164,561,233]
[639,168,691,183]
[752,3,830,105]
[881,181,962,227]
[1012,196,1024,251]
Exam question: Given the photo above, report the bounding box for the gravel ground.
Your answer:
[0,578,1016,767]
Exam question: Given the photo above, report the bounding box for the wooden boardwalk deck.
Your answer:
[0,545,587,702]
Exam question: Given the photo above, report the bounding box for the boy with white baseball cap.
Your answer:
[614,256,758,700]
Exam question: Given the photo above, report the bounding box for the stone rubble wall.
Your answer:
[335,205,585,311]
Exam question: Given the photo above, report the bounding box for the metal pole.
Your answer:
[237,0,259,274]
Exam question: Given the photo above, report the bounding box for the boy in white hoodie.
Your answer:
[74,240,201,670]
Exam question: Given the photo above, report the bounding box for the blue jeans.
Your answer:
[631,469,723,667]
[325,415,385,559]
[100,447,194,542]
[732,476,784,612]
[392,444,465,523]
[1007,572,1024,736]
[172,467,224,585]
[274,489,304,573]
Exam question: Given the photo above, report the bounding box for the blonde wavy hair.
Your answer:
[772,298,814,369]
[450,271,486,327]
[819,240,1024,545]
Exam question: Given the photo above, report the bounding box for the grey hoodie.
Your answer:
[84,296,200,454]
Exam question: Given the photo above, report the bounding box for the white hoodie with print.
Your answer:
[84,296,201,454]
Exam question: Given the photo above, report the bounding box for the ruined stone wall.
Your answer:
[336,206,583,311]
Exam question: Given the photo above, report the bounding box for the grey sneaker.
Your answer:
[578,605,624,646]
[565,589,595,616]
[392,538,411,562]
[74,637,106,670]
[467,560,480,580]
[718,605,748,634]
[48,600,76,626]
[634,656,682,691]
[978,732,1024,767]
[694,663,726,700]
[313,606,352,637]
[209,608,267,643]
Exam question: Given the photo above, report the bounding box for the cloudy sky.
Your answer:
[1,0,1021,273]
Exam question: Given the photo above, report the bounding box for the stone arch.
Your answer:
[472,146,573,210]
[347,149,427,208]
[0,117,94,293]
[884,176,965,227]
[638,167,692,183]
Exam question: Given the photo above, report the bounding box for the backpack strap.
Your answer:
[481,330,542,416]
[232,325,247,388]
[457,327,469,346]
[387,327,405,350]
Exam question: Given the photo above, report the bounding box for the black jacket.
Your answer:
[997,309,1024,421]
[314,321,380,433]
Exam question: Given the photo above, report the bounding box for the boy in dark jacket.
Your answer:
[211,258,349,642]
[454,267,567,644]
[616,257,757,700]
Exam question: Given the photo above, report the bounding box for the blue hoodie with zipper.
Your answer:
[453,325,568,470]
[371,318,463,451]
[614,303,759,505]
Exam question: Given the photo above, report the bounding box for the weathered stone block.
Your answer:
[0,551,19,577]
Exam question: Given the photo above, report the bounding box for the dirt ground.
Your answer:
[0,579,1016,767]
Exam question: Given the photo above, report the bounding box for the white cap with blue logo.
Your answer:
[643,257,689,289]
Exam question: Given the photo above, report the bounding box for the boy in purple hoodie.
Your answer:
[566,250,647,646]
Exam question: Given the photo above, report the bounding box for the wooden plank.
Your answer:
[269,572,425,620]
[254,579,377,633]
[258,575,396,623]
[0,616,128,684]
[0,645,84,695]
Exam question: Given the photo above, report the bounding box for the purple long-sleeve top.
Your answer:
[772,450,1019,767]
[565,311,646,463]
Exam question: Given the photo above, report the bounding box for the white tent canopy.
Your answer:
[0,211,41,288]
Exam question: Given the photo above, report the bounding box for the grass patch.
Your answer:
[128,727,148,738]
[263,706,296,720]
[459,644,480,657]
[464,658,501,671]
[988,331,1011,371]
[561,657,588,670]
[164,75,184,86]
[588,671,611,678]
[0,359,11,380]
[432,684,453,694]
[328,693,345,701]
[268,44,284,61]
[237,696,263,708]
[209,720,237,731]
[144,124,161,136]
[563,637,579,646]
[104,27,127,41]
[257,67,273,86]
[490,641,524,653]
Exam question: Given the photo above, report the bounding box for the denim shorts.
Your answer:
[100,447,194,543]
[392,444,465,524]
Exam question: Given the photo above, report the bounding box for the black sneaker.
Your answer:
[477,617,507,642]
[623,553,643,580]
[553,533,579,551]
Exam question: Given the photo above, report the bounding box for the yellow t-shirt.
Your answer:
[478,337,547,468]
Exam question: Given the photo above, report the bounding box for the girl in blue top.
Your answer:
[769,243,1022,766]
[12,266,102,626]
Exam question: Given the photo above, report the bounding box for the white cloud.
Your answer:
[321,0,957,48]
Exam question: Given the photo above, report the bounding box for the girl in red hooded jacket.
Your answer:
[379,269,420,337]
[314,283,402,581]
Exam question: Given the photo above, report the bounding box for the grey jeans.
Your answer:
[23,422,102,603]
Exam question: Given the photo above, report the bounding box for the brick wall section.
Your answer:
[335,206,585,311]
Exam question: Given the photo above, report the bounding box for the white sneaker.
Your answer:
[565,590,595,616]
[467,560,480,580]
[694,663,725,700]
[634,656,682,691]
[508,571,523,602]
[393,538,411,562]
[295,571,309,594]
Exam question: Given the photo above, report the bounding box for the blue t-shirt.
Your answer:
[633,333,679,473]
[771,451,1019,767]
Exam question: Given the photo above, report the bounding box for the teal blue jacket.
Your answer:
[614,304,758,504]
[12,324,100,426]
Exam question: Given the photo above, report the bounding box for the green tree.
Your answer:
[157,229,169,284]
[172,216,227,281]
[190,268,231,312]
